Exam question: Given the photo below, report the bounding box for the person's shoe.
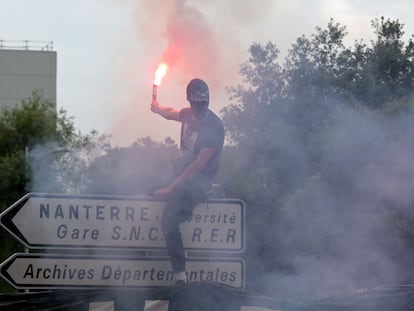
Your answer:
[174,271,187,285]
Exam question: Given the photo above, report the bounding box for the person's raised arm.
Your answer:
[151,100,181,121]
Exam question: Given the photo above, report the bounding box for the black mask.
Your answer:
[190,101,208,119]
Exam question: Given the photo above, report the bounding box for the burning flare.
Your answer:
[152,63,169,104]
[153,63,169,86]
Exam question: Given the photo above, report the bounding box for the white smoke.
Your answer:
[106,0,381,147]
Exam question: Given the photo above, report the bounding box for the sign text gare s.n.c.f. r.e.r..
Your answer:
[0,193,245,253]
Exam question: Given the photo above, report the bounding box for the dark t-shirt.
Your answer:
[173,107,224,191]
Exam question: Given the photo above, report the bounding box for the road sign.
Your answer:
[0,193,245,252]
[0,253,245,289]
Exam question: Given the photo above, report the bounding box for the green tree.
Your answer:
[366,17,414,107]
[220,17,414,297]
[0,90,57,209]
[339,17,414,108]
[0,90,109,292]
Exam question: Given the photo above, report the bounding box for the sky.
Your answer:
[1,0,414,147]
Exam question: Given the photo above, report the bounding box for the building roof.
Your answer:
[0,40,54,51]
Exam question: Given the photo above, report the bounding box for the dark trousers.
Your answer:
[161,185,207,272]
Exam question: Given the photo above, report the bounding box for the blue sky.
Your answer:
[1,0,413,146]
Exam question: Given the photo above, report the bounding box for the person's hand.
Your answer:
[151,99,159,113]
[152,185,172,198]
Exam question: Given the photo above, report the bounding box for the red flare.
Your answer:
[153,63,169,86]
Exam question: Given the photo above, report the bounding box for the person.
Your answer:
[150,78,225,285]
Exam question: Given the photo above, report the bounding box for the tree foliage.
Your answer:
[0,91,57,208]
[0,90,109,292]
[219,17,414,297]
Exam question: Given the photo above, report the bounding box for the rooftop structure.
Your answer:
[0,40,57,111]
[0,39,54,51]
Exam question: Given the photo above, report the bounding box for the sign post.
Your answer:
[0,193,246,290]
[0,193,245,252]
[0,253,245,289]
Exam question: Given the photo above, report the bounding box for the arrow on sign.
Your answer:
[0,253,245,289]
[0,193,245,252]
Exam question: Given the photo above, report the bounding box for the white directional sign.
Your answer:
[0,253,245,289]
[0,193,245,252]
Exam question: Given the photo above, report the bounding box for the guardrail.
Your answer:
[0,40,54,51]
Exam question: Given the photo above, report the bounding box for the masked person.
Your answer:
[151,78,225,285]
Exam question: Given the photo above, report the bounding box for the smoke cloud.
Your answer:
[90,0,414,303]
[245,97,414,302]
[108,0,241,145]
[107,0,345,146]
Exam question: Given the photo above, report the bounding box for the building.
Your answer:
[0,40,57,111]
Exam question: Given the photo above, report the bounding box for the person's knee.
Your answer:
[162,227,181,243]
[161,216,178,236]
[161,221,170,236]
